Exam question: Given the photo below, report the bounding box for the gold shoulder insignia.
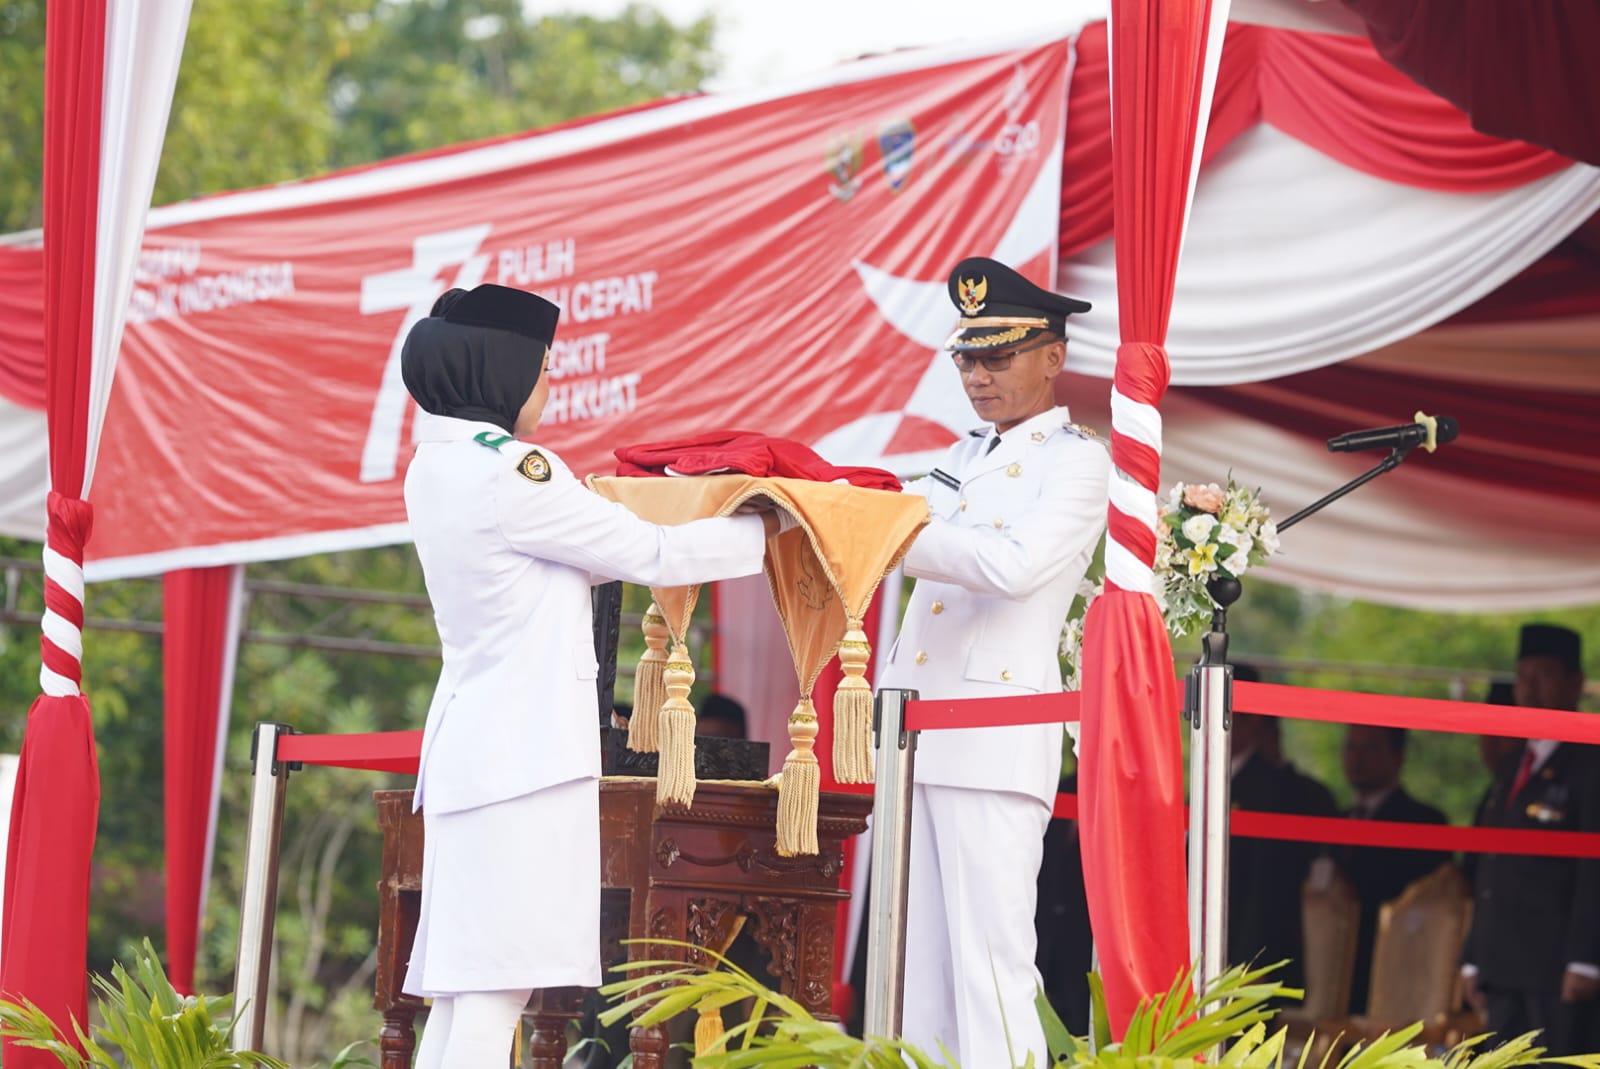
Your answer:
[516,449,552,483]
[1064,422,1102,440]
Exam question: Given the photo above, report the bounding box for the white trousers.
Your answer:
[902,782,1051,1069]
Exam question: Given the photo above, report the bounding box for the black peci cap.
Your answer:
[944,256,1090,351]
[438,283,560,347]
[1518,623,1582,673]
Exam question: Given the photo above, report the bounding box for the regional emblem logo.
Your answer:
[826,133,866,202]
[957,274,988,316]
[878,119,916,192]
[517,449,553,483]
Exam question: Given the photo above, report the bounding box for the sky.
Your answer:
[557,0,1110,91]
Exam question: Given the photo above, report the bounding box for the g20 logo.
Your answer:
[995,121,1040,168]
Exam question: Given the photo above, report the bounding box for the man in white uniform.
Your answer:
[880,257,1108,1068]
[399,283,782,1069]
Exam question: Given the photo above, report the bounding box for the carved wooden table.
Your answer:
[374,779,871,1069]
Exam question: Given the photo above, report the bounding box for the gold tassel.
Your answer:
[656,641,698,808]
[694,1001,726,1056]
[776,698,820,857]
[833,617,874,784]
[629,603,669,753]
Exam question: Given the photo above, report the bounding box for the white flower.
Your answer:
[1217,525,1253,558]
[1257,520,1280,556]
[1181,512,1218,545]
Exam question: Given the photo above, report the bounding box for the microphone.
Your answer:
[1326,412,1459,454]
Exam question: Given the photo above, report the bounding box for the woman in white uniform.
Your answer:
[398,283,779,1068]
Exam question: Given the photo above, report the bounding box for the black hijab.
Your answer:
[401,289,548,433]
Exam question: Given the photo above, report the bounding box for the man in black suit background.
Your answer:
[1461,624,1598,1056]
[1228,665,1339,993]
[1338,725,1449,1013]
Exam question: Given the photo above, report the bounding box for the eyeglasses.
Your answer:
[949,336,1058,375]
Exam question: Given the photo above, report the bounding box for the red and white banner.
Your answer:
[83,39,1070,578]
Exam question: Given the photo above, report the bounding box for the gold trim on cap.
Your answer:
[944,324,1032,349]
[959,315,1052,328]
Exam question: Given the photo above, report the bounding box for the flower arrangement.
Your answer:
[1060,477,1280,689]
[1156,478,1280,637]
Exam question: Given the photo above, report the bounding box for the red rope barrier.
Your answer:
[277,729,421,774]
[268,730,1600,859]
[903,681,1599,746]
[904,691,1081,731]
[1233,680,1600,744]
[1048,793,1600,858]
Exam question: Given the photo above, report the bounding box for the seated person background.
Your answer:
[1228,664,1339,992]
[1336,724,1449,1014]
[695,692,748,739]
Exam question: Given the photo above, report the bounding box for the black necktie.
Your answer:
[986,435,1001,455]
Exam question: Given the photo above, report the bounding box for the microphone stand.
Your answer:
[1277,442,1420,532]
[1185,441,1420,1018]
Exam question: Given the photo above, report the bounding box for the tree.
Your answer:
[0,0,720,230]
[0,1,46,233]
[326,0,718,170]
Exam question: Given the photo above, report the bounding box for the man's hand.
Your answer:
[735,495,796,537]
[1461,968,1486,1014]
[1562,967,1600,1003]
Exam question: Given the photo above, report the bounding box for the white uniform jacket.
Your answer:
[405,414,768,815]
[879,406,1110,806]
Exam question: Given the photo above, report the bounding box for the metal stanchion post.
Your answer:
[232,722,296,1051]
[862,688,918,1040]
[1186,577,1240,1009]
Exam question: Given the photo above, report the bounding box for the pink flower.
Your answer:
[1182,483,1226,514]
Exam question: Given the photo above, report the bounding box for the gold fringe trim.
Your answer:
[776,698,821,857]
[629,603,669,753]
[656,641,698,808]
[694,1002,726,1056]
[833,618,875,784]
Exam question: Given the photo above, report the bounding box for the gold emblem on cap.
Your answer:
[517,449,552,483]
[957,274,988,316]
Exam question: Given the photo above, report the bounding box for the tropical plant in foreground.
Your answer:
[599,942,1600,1069]
[0,938,283,1069]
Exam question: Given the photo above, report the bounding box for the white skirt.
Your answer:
[403,776,601,997]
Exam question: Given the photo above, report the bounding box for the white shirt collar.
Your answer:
[413,412,517,444]
[988,405,1070,448]
[1524,738,1561,770]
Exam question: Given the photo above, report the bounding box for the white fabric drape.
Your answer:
[84,0,193,493]
[1059,125,1600,385]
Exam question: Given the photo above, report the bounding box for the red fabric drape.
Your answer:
[2,497,100,1055]
[0,24,1587,388]
[162,566,239,996]
[1079,0,1211,1033]
[0,244,47,410]
[1058,22,1574,258]
[1340,0,1600,168]
[0,2,106,1061]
